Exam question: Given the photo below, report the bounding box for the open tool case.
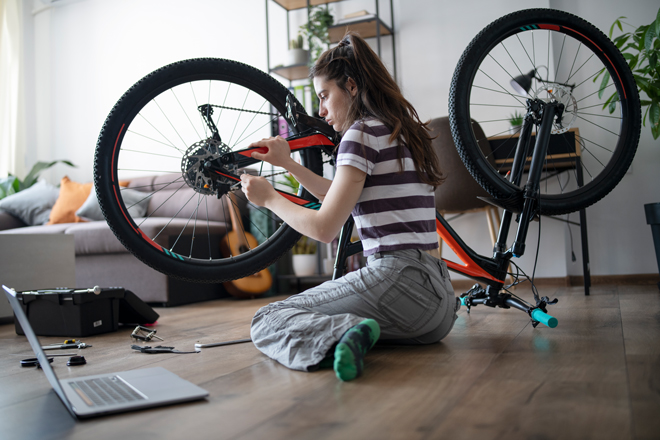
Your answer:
[13,287,159,337]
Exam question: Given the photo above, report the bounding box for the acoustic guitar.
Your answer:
[219,192,272,298]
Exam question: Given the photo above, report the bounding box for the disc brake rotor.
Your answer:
[180,138,235,195]
[532,84,577,134]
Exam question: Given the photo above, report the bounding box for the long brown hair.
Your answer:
[310,32,444,188]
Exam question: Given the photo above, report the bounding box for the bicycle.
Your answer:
[94,9,641,329]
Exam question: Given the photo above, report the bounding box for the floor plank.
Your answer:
[1,284,658,439]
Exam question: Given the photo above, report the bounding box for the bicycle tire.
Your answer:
[449,8,641,215]
[94,58,323,283]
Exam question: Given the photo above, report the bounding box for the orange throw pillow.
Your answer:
[47,176,93,224]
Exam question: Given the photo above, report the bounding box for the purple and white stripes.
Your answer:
[336,119,438,256]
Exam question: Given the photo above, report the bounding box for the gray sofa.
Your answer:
[0,174,245,306]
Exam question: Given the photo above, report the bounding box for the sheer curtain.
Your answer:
[0,0,22,178]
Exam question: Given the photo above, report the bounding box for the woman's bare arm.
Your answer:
[240,164,365,243]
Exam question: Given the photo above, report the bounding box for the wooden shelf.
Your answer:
[328,17,392,43]
[272,0,340,11]
[270,63,310,81]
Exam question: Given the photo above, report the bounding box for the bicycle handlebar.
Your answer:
[531,309,558,328]
[459,296,558,328]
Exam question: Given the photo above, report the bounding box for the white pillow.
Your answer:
[0,180,60,225]
[76,186,150,221]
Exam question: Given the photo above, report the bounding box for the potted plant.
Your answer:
[292,235,317,277]
[286,34,308,66]
[599,7,660,139]
[277,173,317,276]
[508,111,523,134]
[300,5,334,64]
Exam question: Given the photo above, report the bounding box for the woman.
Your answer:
[240,33,457,381]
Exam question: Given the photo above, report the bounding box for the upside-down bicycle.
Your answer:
[94,9,641,329]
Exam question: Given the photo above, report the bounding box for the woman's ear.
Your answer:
[346,77,358,97]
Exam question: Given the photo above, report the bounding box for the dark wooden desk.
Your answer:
[488,128,591,294]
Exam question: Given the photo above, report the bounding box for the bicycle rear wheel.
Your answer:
[94,58,324,283]
[449,8,641,215]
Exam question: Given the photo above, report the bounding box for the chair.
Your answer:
[428,117,502,258]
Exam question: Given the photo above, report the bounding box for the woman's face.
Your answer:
[313,76,357,132]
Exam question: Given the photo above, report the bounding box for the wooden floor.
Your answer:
[1,283,659,440]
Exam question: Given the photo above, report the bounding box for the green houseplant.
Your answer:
[0,160,75,200]
[300,5,334,64]
[598,7,660,139]
[508,111,523,134]
[287,33,309,66]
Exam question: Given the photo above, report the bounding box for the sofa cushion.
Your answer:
[76,186,150,221]
[69,218,228,255]
[0,223,72,235]
[0,180,60,226]
[0,218,229,257]
[128,174,242,223]
[48,176,93,224]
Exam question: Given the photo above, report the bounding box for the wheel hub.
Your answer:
[180,138,235,195]
[533,84,577,134]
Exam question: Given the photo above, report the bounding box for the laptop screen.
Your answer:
[3,285,77,418]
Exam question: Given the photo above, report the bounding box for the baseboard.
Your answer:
[450,273,660,292]
[567,273,660,286]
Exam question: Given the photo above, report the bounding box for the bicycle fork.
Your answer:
[463,101,562,328]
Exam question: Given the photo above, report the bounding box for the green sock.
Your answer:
[333,319,380,381]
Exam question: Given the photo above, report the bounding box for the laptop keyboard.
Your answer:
[69,376,145,407]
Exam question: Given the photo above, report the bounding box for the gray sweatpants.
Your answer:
[250,248,458,371]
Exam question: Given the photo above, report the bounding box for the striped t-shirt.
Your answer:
[336,118,438,256]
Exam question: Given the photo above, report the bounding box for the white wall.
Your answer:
[19,0,660,279]
[23,0,268,185]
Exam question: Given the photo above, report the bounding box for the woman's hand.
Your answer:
[248,136,292,168]
[240,173,277,207]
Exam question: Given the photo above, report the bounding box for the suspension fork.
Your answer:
[509,102,560,257]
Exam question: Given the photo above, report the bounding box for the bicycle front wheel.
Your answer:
[449,8,641,215]
[95,58,324,283]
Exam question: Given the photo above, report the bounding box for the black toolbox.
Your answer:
[13,287,159,337]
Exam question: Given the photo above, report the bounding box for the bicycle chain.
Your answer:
[205,104,277,116]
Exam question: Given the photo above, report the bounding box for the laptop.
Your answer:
[3,285,209,419]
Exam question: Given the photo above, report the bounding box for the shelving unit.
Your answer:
[265,0,396,82]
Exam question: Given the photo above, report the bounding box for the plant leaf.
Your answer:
[598,70,610,99]
[609,16,625,38]
[656,7,660,38]
[22,160,76,188]
[0,176,20,197]
[593,67,605,83]
[608,94,620,113]
[650,101,660,129]
[602,92,616,111]
[645,24,657,52]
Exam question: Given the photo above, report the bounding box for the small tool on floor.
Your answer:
[130,325,164,342]
[194,338,252,349]
[42,342,92,350]
[131,345,198,354]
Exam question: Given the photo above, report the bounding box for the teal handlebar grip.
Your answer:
[531,309,558,328]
